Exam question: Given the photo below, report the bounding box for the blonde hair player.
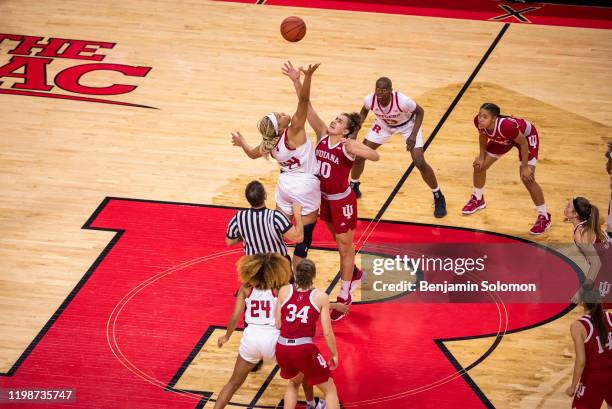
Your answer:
[214,254,327,409]
[231,64,321,269]
[282,61,379,320]
[275,259,340,409]
[350,76,447,218]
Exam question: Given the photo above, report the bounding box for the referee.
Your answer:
[226,180,303,258]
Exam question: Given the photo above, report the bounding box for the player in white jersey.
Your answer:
[232,64,320,268]
[214,254,326,409]
[214,254,288,409]
[350,77,447,218]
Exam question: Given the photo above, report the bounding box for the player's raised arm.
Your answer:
[288,63,318,138]
[231,131,263,159]
[282,61,327,140]
[217,285,247,348]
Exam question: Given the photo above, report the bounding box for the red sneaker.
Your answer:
[462,194,486,215]
[330,295,352,321]
[529,213,552,235]
[349,266,363,296]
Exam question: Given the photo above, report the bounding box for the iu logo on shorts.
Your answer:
[342,204,354,219]
[575,383,586,398]
[600,281,611,298]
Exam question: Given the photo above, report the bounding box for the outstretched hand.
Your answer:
[282,61,300,81]
[299,63,320,76]
[231,131,245,147]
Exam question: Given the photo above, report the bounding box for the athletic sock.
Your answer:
[432,187,442,199]
[536,204,548,218]
[350,178,360,184]
[339,280,351,299]
[473,187,483,200]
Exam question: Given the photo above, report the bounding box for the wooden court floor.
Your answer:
[1,0,611,408]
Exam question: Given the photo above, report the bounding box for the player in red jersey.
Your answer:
[282,61,379,320]
[566,287,611,409]
[275,259,340,409]
[462,103,551,235]
[564,197,611,308]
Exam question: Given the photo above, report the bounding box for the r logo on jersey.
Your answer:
[372,124,382,134]
[280,157,301,169]
[599,281,611,298]
[342,204,354,219]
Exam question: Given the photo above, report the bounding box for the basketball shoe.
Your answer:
[529,213,552,235]
[462,194,486,214]
[307,398,326,409]
[330,294,352,321]
[350,181,362,199]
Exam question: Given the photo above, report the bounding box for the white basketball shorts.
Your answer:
[275,172,321,216]
[365,118,424,148]
[238,325,280,364]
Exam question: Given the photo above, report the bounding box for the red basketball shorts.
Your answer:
[319,189,357,234]
[275,342,331,386]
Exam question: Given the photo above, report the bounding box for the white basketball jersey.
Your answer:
[271,130,318,175]
[244,287,277,327]
[364,91,417,127]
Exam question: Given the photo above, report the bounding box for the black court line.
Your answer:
[374,22,510,221]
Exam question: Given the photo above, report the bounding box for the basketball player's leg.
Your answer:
[521,165,545,206]
[410,147,438,188]
[405,128,446,217]
[214,355,255,409]
[462,153,497,215]
[315,378,340,409]
[283,373,304,409]
[519,150,551,234]
[350,122,388,198]
[293,209,318,269]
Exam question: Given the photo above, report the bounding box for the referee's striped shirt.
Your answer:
[226,207,292,256]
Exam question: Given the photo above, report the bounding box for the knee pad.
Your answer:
[294,223,315,258]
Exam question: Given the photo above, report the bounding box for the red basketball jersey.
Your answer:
[315,135,354,195]
[578,312,612,371]
[473,115,533,146]
[280,285,320,339]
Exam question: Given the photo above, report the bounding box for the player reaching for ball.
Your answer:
[282,61,379,321]
[231,63,320,270]
[462,103,551,235]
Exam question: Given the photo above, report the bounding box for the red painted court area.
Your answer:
[0,198,579,408]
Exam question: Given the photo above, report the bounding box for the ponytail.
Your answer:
[574,197,606,242]
[581,285,609,341]
[588,303,609,341]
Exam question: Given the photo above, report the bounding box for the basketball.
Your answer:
[280,16,306,42]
